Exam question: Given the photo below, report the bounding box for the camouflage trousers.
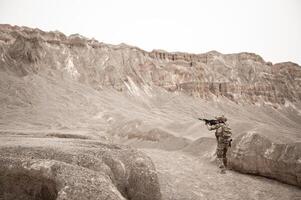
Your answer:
[216,140,229,170]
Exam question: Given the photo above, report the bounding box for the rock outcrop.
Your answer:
[0,140,162,200]
[229,132,301,187]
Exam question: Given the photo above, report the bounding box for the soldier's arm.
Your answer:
[206,124,219,131]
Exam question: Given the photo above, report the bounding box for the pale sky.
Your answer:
[0,0,300,64]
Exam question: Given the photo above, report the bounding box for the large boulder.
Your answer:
[0,157,125,200]
[0,140,162,200]
[229,132,301,187]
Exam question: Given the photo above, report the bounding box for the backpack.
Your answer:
[222,125,232,139]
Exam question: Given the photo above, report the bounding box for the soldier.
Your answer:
[206,115,232,174]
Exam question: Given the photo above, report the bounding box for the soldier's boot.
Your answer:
[220,168,226,174]
[217,158,226,174]
[223,158,228,168]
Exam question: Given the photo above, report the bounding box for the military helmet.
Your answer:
[215,115,227,123]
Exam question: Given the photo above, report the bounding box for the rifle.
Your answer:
[198,118,220,126]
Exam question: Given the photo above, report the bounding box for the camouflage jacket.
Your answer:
[207,123,232,142]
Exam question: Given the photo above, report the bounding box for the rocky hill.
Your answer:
[0,24,301,199]
[1,24,300,105]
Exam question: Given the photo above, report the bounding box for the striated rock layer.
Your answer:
[0,24,300,105]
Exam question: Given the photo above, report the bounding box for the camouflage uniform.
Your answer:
[207,116,232,173]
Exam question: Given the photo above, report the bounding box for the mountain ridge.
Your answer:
[0,24,299,66]
[1,24,300,105]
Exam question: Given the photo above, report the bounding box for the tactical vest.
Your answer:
[215,124,232,141]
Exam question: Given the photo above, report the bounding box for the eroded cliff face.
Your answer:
[1,24,300,105]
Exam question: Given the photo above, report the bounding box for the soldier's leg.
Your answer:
[216,143,226,173]
[223,146,228,168]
